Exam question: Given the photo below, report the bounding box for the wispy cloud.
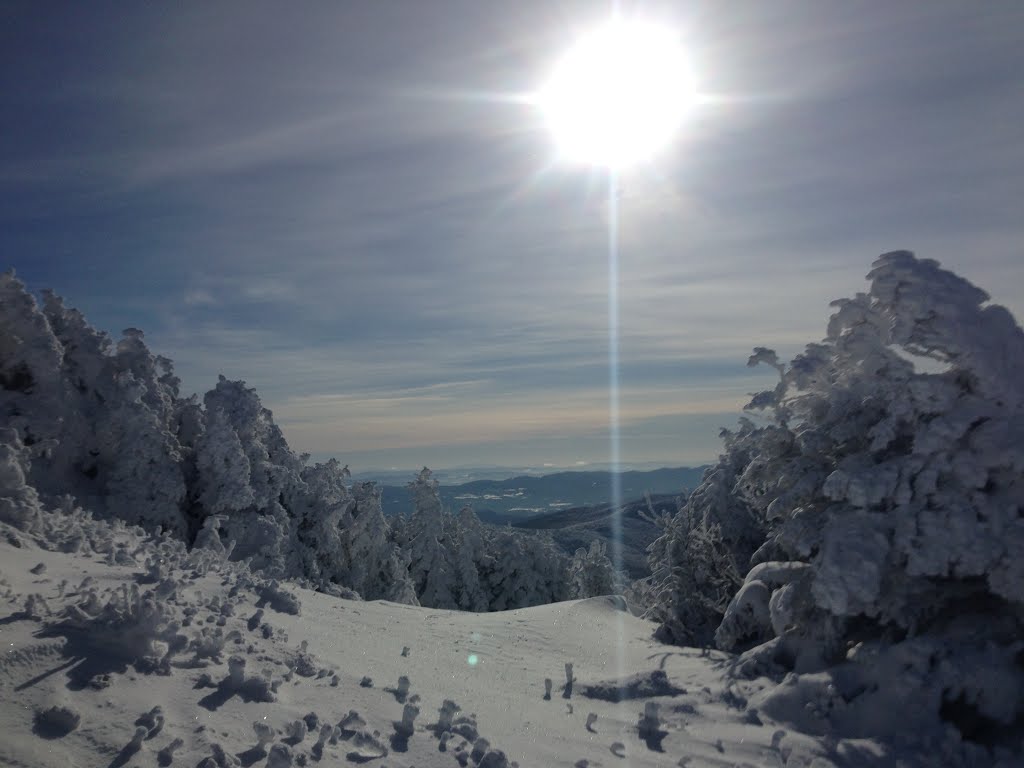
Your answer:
[4,1,1023,468]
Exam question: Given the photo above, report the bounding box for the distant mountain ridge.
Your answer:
[377,466,707,523]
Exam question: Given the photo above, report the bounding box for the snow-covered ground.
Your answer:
[1,526,850,768]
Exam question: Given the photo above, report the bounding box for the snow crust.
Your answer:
[1,518,842,768]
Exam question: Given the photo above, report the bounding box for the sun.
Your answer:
[538,20,693,170]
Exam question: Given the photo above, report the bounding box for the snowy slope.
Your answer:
[0,530,848,768]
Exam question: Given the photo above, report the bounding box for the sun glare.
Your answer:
[538,20,693,169]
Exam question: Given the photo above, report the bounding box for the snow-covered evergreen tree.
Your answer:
[641,424,766,646]
[481,527,568,611]
[405,468,459,608]
[346,481,417,604]
[0,427,45,534]
[0,273,65,460]
[1,275,599,613]
[648,251,1024,746]
[37,290,112,498]
[567,540,619,599]
[193,405,254,516]
[2,276,189,534]
[452,506,491,611]
[195,376,303,578]
[95,375,186,536]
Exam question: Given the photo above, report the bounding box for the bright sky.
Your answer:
[3,1,1023,471]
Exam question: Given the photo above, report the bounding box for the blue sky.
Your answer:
[3,1,1023,471]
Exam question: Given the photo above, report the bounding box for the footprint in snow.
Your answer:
[610,741,626,758]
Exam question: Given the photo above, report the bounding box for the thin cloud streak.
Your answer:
[3,2,1023,468]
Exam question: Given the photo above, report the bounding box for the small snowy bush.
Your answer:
[53,582,187,674]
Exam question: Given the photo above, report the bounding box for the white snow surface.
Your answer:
[0,522,849,768]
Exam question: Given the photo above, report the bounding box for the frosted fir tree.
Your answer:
[650,252,1024,748]
[451,506,492,611]
[193,405,255,516]
[202,376,304,514]
[0,427,45,534]
[482,528,569,611]
[112,327,180,424]
[345,482,417,604]
[524,532,572,606]
[642,423,768,646]
[405,468,459,608]
[95,375,187,536]
[37,290,113,497]
[567,540,619,599]
[1,277,189,534]
[722,254,1024,654]
[287,457,351,587]
[477,529,528,611]
[192,377,305,578]
[39,290,111,399]
[0,273,65,460]
[84,327,189,534]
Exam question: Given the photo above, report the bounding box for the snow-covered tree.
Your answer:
[95,377,187,536]
[641,424,767,646]
[345,482,417,604]
[0,427,45,534]
[287,462,415,603]
[0,273,64,457]
[2,276,189,534]
[567,540,619,599]
[405,468,459,608]
[193,377,305,578]
[202,376,303,513]
[481,528,569,611]
[1,276,607,613]
[451,506,491,611]
[650,251,1024,747]
[193,405,254,516]
[37,290,112,497]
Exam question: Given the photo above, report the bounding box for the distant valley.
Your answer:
[513,493,681,579]
[375,466,707,523]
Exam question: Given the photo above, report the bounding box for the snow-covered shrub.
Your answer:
[640,435,766,646]
[257,580,302,615]
[0,427,45,534]
[652,251,1024,750]
[52,582,187,674]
